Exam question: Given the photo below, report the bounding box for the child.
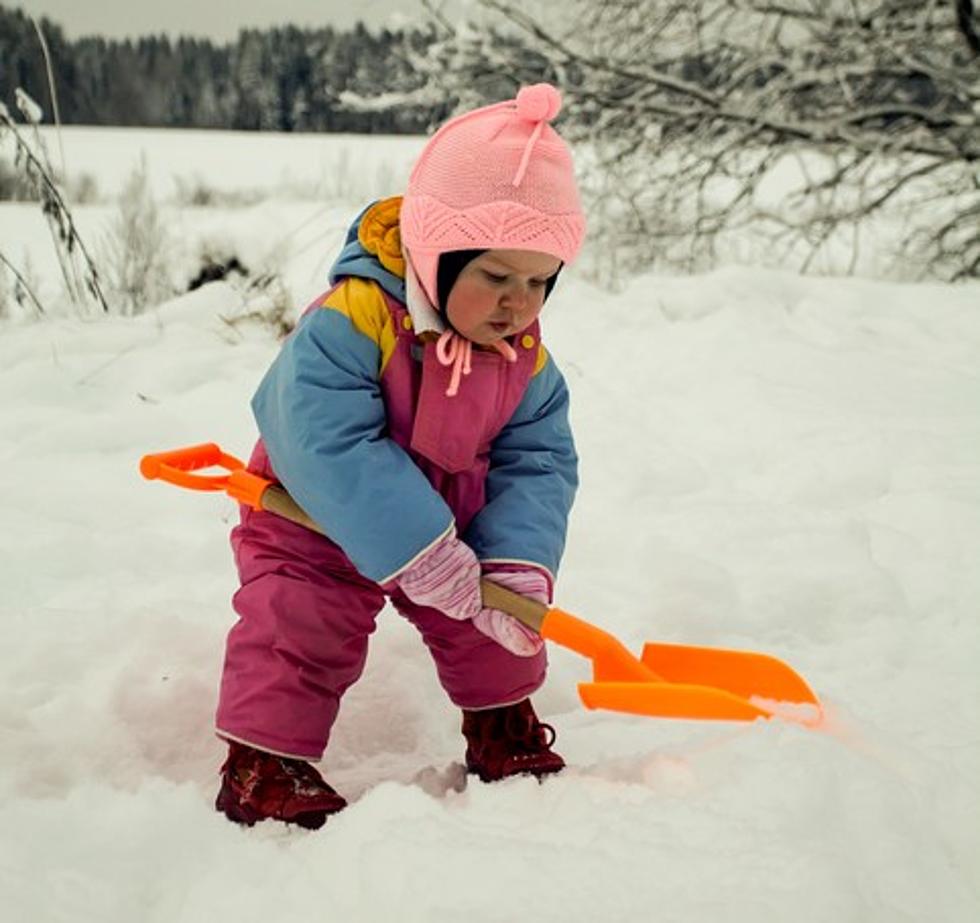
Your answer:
[214,83,586,829]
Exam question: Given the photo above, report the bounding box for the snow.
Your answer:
[1,127,979,922]
[1,125,425,202]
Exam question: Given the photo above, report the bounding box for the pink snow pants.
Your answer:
[215,506,547,760]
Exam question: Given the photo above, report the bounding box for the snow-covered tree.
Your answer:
[421,0,979,282]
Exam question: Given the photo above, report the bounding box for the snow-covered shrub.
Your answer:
[218,270,295,340]
[0,250,45,319]
[100,157,175,316]
[0,156,37,201]
[173,174,263,208]
[187,255,249,291]
[0,94,108,313]
[0,264,9,319]
[185,239,294,338]
[67,171,99,205]
[173,174,220,207]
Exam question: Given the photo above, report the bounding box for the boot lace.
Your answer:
[504,704,557,753]
[277,757,331,797]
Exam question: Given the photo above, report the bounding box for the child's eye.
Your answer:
[529,278,547,288]
[483,272,508,284]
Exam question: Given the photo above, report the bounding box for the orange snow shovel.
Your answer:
[141,443,823,727]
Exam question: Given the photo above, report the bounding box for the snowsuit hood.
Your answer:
[329,197,406,304]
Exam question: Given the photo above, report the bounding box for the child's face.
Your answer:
[445,249,562,345]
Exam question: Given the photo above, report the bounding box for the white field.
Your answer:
[1,126,979,922]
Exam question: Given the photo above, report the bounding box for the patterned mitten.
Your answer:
[475,566,551,657]
[394,532,483,622]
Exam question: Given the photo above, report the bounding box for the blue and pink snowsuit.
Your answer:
[215,198,578,760]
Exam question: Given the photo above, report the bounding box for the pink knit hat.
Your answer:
[400,83,586,308]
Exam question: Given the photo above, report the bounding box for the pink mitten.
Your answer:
[475,566,551,657]
[394,532,482,622]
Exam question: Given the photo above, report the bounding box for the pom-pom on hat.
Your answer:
[400,83,586,309]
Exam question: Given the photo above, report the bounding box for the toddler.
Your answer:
[215,83,586,829]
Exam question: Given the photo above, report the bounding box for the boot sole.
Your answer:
[467,762,565,784]
[215,789,336,830]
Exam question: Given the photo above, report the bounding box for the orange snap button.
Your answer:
[520,334,536,349]
[402,315,413,330]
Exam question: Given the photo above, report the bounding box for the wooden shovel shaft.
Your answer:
[478,578,548,634]
[261,485,548,633]
[260,485,321,534]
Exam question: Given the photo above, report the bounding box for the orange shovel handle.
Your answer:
[139,443,272,510]
[140,442,241,489]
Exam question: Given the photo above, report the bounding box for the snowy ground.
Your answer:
[1,128,979,922]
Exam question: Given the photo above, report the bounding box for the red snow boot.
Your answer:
[461,699,565,783]
[215,741,346,829]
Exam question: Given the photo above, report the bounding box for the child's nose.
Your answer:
[500,280,531,312]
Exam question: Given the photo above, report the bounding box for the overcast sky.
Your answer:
[10,0,442,41]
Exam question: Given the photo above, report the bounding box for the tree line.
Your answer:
[0,5,448,133]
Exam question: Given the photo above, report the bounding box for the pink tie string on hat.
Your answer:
[511,84,562,187]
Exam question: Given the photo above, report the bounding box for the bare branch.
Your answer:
[419,0,979,281]
[0,250,46,316]
[0,101,110,312]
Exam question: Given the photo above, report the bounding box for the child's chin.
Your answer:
[468,331,503,346]
[483,325,512,342]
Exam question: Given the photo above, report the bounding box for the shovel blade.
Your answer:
[641,642,820,707]
[578,681,774,722]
